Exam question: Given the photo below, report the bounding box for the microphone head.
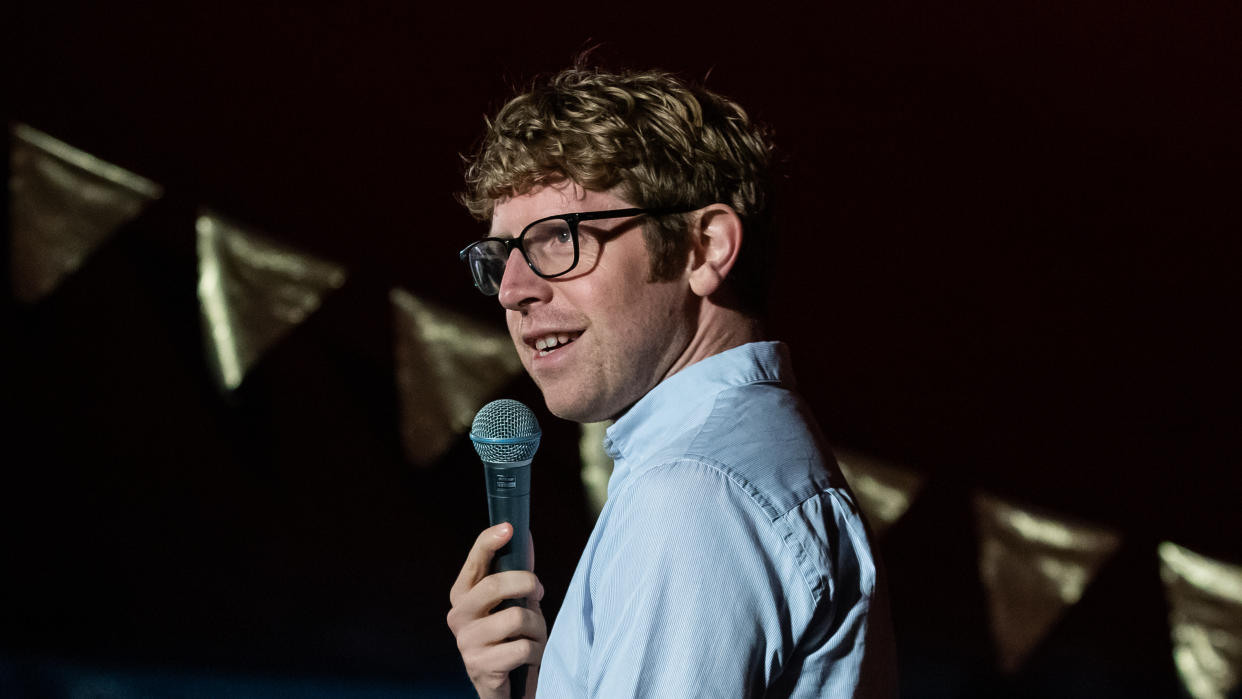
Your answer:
[470,398,541,463]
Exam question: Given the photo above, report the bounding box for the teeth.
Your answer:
[534,332,576,356]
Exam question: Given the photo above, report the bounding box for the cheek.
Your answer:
[599,287,682,352]
[506,314,527,357]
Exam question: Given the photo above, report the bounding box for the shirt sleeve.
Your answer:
[583,459,806,698]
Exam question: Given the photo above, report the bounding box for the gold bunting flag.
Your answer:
[197,211,347,391]
[578,421,614,517]
[1159,541,1242,699]
[390,290,523,467]
[833,447,925,537]
[973,492,1122,673]
[9,123,163,303]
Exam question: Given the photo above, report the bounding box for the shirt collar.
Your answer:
[602,341,795,470]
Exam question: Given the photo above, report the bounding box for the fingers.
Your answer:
[464,636,545,678]
[451,600,548,698]
[458,607,547,681]
[454,604,548,656]
[447,525,546,699]
[450,523,513,605]
[447,570,544,630]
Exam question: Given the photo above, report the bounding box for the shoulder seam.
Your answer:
[616,455,829,604]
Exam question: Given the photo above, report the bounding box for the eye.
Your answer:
[555,229,573,245]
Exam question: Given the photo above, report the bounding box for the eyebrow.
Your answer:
[484,224,516,240]
[486,214,562,240]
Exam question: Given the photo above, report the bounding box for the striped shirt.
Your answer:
[537,341,896,697]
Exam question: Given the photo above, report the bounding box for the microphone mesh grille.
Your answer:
[470,398,541,462]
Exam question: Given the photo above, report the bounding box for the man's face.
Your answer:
[491,181,695,423]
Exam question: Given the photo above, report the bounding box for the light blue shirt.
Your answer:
[536,342,896,698]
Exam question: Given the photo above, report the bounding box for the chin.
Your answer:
[543,399,598,424]
[540,390,612,424]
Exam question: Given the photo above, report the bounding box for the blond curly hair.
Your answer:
[460,66,775,306]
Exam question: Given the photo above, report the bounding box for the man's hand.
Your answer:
[447,523,546,699]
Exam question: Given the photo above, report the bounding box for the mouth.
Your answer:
[529,331,583,358]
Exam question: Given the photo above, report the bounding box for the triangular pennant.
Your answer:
[196,211,347,391]
[834,447,925,537]
[578,421,614,518]
[9,123,163,303]
[390,289,523,467]
[1158,542,1242,699]
[973,492,1122,673]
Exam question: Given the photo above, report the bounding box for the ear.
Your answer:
[687,204,743,298]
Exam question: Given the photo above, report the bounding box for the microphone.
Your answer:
[469,398,540,699]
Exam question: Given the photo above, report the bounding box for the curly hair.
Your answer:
[460,66,775,311]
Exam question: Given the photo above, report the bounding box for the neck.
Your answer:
[661,303,765,382]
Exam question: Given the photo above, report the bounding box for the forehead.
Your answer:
[488,182,631,236]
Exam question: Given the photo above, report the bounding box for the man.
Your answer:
[446,66,895,697]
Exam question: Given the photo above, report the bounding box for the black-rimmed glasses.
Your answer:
[458,207,691,296]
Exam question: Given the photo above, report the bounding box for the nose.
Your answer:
[498,248,551,311]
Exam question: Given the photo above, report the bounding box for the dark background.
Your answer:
[4,1,1239,696]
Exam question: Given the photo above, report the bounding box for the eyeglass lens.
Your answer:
[467,242,508,295]
[522,219,579,275]
[468,218,602,294]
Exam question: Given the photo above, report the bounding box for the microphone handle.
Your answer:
[484,460,532,699]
